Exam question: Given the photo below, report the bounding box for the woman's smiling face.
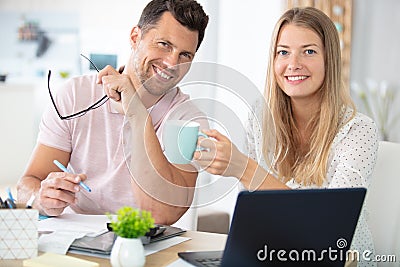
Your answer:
[274,23,325,104]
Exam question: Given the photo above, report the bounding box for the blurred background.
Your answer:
[1,0,400,227]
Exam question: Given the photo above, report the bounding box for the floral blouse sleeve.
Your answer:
[326,112,379,189]
[244,101,265,164]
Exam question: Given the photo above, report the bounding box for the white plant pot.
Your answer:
[110,236,145,267]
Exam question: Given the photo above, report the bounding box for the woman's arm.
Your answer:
[193,129,288,190]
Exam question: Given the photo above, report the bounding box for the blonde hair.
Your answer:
[262,7,355,186]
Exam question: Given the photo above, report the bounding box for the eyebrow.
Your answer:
[156,37,195,57]
[277,43,320,49]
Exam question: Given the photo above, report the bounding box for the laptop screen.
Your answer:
[219,188,366,267]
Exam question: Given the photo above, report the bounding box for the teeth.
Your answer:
[155,67,172,80]
[287,76,307,81]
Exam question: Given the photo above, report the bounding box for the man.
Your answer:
[17,0,209,225]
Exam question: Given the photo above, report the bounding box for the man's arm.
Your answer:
[17,144,85,216]
[127,112,198,225]
[99,67,198,225]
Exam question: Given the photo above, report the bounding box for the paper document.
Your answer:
[38,214,110,255]
[38,213,109,237]
[37,213,189,257]
[39,231,86,254]
[144,236,190,256]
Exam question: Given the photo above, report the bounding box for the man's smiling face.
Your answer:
[131,11,199,96]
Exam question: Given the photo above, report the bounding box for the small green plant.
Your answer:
[107,206,155,239]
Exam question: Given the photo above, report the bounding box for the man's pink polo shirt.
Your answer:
[38,74,208,214]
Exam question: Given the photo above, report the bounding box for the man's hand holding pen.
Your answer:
[38,165,88,217]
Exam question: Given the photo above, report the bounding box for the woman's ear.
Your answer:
[130,26,141,49]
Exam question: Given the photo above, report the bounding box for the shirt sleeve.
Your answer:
[37,79,74,152]
[245,101,264,162]
[245,112,259,162]
[328,114,379,189]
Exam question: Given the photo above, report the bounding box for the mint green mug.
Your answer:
[163,120,207,164]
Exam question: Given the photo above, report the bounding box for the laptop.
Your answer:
[178,188,366,267]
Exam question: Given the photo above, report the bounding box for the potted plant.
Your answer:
[107,206,155,267]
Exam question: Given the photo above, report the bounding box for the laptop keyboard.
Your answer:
[195,257,222,267]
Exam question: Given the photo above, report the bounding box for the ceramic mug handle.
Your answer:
[196,132,209,151]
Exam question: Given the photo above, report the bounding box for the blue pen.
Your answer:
[5,187,17,209]
[53,160,92,192]
[6,187,15,202]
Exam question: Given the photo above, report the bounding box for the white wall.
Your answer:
[78,0,149,69]
[0,84,36,185]
[351,0,400,142]
[351,0,400,85]
[217,0,283,92]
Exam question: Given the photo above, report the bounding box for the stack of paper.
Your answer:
[38,214,109,254]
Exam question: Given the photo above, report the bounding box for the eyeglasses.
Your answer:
[47,54,109,120]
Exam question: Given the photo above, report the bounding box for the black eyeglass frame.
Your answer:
[47,54,109,120]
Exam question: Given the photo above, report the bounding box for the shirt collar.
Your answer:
[106,87,180,119]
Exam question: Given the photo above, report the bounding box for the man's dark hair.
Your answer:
[138,0,209,51]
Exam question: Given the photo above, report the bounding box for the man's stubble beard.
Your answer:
[137,66,179,97]
[133,58,169,97]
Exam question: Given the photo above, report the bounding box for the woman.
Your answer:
[194,7,378,266]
